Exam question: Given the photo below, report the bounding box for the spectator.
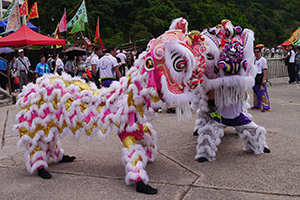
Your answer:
[295,46,300,83]
[65,55,75,77]
[55,52,65,75]
[271,47,275,58]
[35,55,50,78]
[283,44,296,84]
[116,49,127,76]
[75,54,87,77]
[14,49,31,92]
[252,47,270,112]
[98,45,122,87]
[0,54,8,90]
[47,54,56,73]
[91,46,103,88]
[9,56,17,92]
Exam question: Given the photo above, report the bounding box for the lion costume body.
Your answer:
[191,20,270,162]
[14,18,206,194]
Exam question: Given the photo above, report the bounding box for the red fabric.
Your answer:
[281,40,291,47]
[0,25,66,47]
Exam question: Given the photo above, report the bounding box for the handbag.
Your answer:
[255,73,263,85]
[285,55,290,65]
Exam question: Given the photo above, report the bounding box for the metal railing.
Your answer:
[266,58,288,79]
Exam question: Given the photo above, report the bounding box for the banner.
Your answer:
[58,11,67,33]
[0,0,15,20]
[19,0,29,17]
[5,0,21,33]
[26,2,39,22]
[93,17,105,49]
[94,17,99,44]
[69,12,85,34]
[288,27,300,45]
[67,0,88,29]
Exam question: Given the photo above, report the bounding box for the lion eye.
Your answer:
[171,51,187,72]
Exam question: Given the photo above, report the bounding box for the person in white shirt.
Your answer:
[91,46,103,88]
[116,49,127,76]
[54,52,65,75]
[283,44,296,84]
[252,47,270,112]
[14,49,31,92]
[98,45,122,87]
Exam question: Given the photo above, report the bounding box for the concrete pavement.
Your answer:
[0,77,299,200]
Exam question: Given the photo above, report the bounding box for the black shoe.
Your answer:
[197,157,208,163]
[193,129,199,136]
[59,155,76,163]
[38,168,52,179]
[136,180,158,195]
[167,108,176,113]
[263,147,271,153]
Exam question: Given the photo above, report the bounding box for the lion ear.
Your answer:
[169,17,188,34]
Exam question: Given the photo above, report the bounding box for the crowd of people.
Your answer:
[0,45,142,93]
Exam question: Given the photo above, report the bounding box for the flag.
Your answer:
[94,17,99,44]
[69,12,85,34]
[58,11,67,33]
[288,27,300,45]
[0,0,15,20]
[93,17,105,49]
[19,0,29,17]
[26,2,39,22]
[67,0,88,29]
[5,0,21,33]
[129,36,132,43]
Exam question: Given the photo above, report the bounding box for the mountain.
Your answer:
[31,0,300,48]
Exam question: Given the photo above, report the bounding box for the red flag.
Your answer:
[94,17,105,49]
[94,17,99,45]
[19,0,28,17]
[58,11,67,33]
[26,2,39,22]
[57,26,61,39]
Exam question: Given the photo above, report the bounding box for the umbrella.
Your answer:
[65,46,86,56]
[256,44,264,48]
[0,47,15,54]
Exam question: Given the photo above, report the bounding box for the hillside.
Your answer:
[28,0,300,48]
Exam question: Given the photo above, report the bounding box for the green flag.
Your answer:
[67,0,88,29]
[69,12,85,34]
[1,0,15,20]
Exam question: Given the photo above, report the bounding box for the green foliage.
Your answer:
[36,0,300,48]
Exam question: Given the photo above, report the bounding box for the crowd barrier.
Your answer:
[266,58,288,79]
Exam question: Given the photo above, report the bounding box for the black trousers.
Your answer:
[0,70,8,90]
[287,63,296,83]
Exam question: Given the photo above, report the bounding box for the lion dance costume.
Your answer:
[14,18,206,194]
[191,20,270,163]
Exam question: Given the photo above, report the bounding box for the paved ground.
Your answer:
[0,77,299,200]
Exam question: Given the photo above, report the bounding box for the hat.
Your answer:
[18,49,24,53]
[48,54,53,57]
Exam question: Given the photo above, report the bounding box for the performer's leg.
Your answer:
[48,132,76,164]
[261,84,270,110]
[120,134,157,194]
[235,121,270,154]
[18,136,50,178]
[195,120,226,162]
[138,123,157,162]
[252,85,262,108]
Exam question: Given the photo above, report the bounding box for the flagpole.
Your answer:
[64,8,68,46]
